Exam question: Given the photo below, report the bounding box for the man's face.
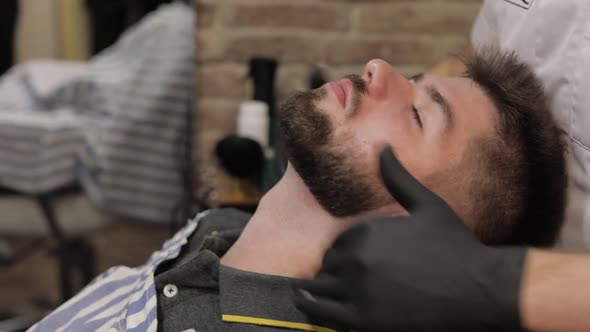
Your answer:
[279,59,498,218]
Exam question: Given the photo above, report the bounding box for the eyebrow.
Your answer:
[410,74,453,130]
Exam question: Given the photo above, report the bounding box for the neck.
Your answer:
[221,164,358,279]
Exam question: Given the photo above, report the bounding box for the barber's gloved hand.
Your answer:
[295,146,527,332]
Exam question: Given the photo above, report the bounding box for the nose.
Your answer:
[362,59,414,100]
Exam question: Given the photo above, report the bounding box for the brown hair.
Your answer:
[464,48,567,246]
[438,48,567,247]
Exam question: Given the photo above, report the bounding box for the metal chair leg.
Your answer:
[56,238,96,302]
[37,196,96,303]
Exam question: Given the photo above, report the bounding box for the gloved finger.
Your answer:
[294,291,360,328]
[379,145,445,214]
[320,247,364,276]
[293,274,348,299]
[330,223,368,252]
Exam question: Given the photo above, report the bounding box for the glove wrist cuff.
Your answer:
[485,247,527,331]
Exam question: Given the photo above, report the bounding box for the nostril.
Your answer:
[364,59,380,85]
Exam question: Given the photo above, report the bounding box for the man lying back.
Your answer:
[29,48,566,332]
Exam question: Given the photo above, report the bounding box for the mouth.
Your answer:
[328,78,352,109]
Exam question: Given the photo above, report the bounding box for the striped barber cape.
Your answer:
[0,2,195,223]
[28,212,205,332]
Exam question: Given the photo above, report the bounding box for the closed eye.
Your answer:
[411,105,423,129]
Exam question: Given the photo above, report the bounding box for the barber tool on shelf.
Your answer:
[215,134,264,181]
[249,57,277,143]
[213,58,278,210]
[215,58,276,180]
[213,59,329,210]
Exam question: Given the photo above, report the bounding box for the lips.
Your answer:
[328,79,350,108]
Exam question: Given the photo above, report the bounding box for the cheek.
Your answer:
[352,108,407,142]
[348,105,416,158]
[344,109,433,182]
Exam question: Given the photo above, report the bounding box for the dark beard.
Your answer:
[279,76,391,217]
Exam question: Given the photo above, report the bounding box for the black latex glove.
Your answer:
[295,146,526,332]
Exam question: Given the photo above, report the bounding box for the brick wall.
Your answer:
[194,0,482,192]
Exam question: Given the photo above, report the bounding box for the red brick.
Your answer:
[196,2,216,28]
[197,31,225,62]
[322,37,436,66]
[197,99,239,135]
[197,65,248,99]
[358,2,481,35]
[328,64,368,81]
[230,4,350,31]
[226,35,320,63]
[276,65,310,102]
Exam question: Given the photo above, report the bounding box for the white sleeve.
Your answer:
[471,0,499,49]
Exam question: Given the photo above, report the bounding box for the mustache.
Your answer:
[345,74,367,94]
[344,74,366,117]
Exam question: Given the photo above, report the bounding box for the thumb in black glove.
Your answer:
[295,145,526,332]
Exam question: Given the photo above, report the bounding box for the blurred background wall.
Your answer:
[16,0,90,62]
[195,0,483,189]
[0,0,181,320]
[15,0,62,61]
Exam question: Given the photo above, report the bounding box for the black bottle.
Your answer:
[248,57,278,142]
[248,57,289,189]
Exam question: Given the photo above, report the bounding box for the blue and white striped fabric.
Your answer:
[0,2,195,223]
[28,211,206,332]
